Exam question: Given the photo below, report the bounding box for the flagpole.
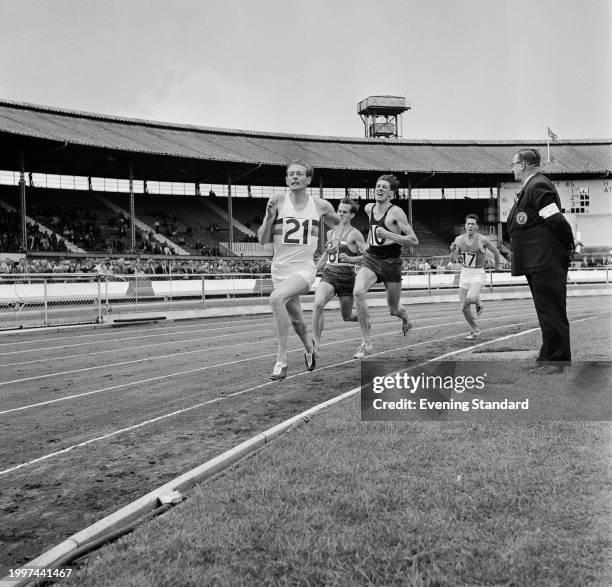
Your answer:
[547,135,550,163]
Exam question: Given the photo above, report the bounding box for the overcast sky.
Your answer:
[0,0,609,140]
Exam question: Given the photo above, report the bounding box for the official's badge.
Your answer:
[516,211,528,225]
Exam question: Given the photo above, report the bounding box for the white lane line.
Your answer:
[0,309,312,345]
[0,312,535,414]
[0,306,591,386]
[0,321,533,476]
[0,318,274,355]
[0,307,532,388]
[0,300,465,353]
[1,311,607,477]
[0,320,496,414]
[0,304,469,367]
[1,303,604,396]
[0,302,403,356]
[0,304,414,364]
[0,331,277,366]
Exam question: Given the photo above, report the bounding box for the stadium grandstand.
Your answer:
[0,99,610,271]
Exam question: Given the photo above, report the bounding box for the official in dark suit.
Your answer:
[507,148,575,366]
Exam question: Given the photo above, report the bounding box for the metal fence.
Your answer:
[0,273,275,330]
[0,268,609,331]
[0,274,103,330]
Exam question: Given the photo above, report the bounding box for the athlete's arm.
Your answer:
[316,251,329,272]
[257,195,282,244]
[377,208,418,246]
[316,199,341,226]
[449,237,460,263]
[339,228,367,263]
[316,229,333,272]
[482,236,504,270]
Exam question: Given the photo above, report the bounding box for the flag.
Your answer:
[547,126,558,141]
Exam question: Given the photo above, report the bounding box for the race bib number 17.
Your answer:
[461,252,476,267]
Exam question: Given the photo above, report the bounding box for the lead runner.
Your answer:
[257,160,340,380]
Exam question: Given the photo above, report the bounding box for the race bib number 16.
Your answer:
[282,217,311,245]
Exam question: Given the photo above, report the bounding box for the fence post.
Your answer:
[104,275,110,314]
[43,277,49,327]
[427,270,431,295]
[97,275,102,323]
[201,274,206,308]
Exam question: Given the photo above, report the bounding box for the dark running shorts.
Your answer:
[362,252,403,283]
[320,266,356,297]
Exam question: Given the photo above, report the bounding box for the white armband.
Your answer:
[538,203,560,219]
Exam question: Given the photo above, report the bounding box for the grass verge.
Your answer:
[64,421,611,586]
[62,316,612,586]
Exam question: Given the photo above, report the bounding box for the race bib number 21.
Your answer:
[282,217,311,245]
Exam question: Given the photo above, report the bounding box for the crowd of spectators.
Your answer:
[38,204,100,251]
[573,255,612,268]
[2,204,186,256]
[193,240,222,256]
[0,208,69,253]
[2,252,610,279]
[0,257,272,276]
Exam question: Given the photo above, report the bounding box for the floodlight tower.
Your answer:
[357,95,410,138]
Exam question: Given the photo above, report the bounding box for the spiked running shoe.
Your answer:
[353,342,373,359]
[311,339,320,359]
[465,330,482,341]
[304,349,316,371]
[402,319,413,336]
[270,362,288,380]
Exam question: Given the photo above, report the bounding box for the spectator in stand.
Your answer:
[418,259,431,273]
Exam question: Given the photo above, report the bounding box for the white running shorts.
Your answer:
[459,267,486,289]
[271,262,317,289]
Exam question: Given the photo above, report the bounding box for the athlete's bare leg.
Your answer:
[353,267,378,348]
[385,281,411,333]
[459,286,478,331]
[269,274,310,364]
[312,281,335,350]
[338,295,358,322]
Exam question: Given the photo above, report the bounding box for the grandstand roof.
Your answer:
[0,99,610,188]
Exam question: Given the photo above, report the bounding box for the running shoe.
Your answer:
[311,339,320,359]
[402,319,413,336]
[353,342,373,359]
[476,302,484,316]
[304,349,316,371]
[465,330,482,341]
[270,362,288,380]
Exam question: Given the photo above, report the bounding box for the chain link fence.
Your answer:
[0,269,608,330]
[0,273,275,330]
[0,274,103,330]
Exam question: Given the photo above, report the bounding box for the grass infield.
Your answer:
[64,320,611,586]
